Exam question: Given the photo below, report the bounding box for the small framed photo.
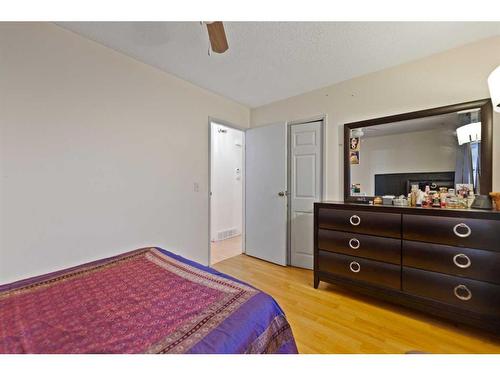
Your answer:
[350,150,360,165]
[456,183,473,197]
[349,137,360,151]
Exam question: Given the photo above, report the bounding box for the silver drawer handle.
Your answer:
[453,253,471,269]
[349,215,361,226]
[349,238,360,249]
[454,284,472,301]
[453,223,471,238]
[349,261,361,273]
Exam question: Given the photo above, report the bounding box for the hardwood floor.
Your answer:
[213,254,500,354]
[210,235,242,265]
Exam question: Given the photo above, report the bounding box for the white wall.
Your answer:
[251,36,500,200]
[0,23,250,284]
[210,123,244,241]
[351,128,458,196]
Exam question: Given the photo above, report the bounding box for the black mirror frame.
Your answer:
[343,99,494,202]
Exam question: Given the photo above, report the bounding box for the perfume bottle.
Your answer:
[432,192,441,208]
[467,192,475,208]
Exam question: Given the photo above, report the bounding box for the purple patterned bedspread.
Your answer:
[0,247,298,354]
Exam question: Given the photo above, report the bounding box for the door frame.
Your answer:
[208,117,247,266]
[287,114,327,265]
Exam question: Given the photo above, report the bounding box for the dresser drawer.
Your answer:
[318,229,401,264]
[318,250,401,290]
[403,240,500,284]
[318,208,401,238]
[403,214,500,251]
[403,267,500,316]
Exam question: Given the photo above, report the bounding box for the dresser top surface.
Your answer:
[316,201,500,219]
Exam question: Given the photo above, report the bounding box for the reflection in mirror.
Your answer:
[349,109,481,198]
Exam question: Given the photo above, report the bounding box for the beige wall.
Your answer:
[0,23,249,284]
[251,36,500,200]
[1,23,498,284]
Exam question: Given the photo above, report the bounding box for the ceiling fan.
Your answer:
[203,21,229,54]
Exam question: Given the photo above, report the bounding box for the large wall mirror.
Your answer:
[344,99,493,202]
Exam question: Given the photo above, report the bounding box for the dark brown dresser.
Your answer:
[314,201,500,332]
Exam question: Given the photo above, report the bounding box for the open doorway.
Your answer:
[209,120,245,266]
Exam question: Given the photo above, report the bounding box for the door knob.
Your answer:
[278,191,286,197]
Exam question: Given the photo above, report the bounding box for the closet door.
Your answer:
[290,121,322,269]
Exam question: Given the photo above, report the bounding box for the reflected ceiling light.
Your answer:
[488,65,500,113]
[351,128,364,138]
[456,122,481,145]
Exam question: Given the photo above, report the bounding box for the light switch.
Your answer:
[193,182,200,192]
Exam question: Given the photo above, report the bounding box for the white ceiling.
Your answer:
[56,22,500,108]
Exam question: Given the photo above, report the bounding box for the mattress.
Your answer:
[0,247,298,354]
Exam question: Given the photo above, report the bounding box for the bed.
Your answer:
[0,247,298,354]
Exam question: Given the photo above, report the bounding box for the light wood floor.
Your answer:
[210,235,242,265]
[214,254,500,354]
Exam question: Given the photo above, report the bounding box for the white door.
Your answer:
[245,123,287,266]
[290,121,322,269]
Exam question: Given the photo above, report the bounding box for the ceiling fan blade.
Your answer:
[206,22,229,54]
